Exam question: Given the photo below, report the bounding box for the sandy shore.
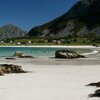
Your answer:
[0,45,97,48]
[0,57,99,100]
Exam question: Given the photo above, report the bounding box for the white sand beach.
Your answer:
[0,46,100,100]
[0,57,99,100]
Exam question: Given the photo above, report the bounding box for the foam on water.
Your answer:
[82,50,98,56]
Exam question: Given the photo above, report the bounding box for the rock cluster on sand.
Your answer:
[89,89,100,97]
[13,51,33,58]
[86,82,100,97]
[55,49,85,59]
[0,64,26,75]
[87,82,100,87]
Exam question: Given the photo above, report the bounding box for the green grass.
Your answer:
[0,42,99,46]
[0,37,100,46]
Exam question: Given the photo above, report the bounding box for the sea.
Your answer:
[0,46,96,57]
[0,46,100,65]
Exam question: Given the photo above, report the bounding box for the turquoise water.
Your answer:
[0,47,93,57]
[0,47,99,65]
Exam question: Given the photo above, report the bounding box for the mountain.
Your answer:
[27,0,100,38]
[0,24,27,39]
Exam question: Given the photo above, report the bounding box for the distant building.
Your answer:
[45,40,48,43]
[57,40,62,45]
[28,41,32,44]
[53,39,62,45]
[10,40,13,43]
[0,41,4,43]
[17,42,21,45]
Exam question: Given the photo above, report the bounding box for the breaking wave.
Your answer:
[82,50,98,56]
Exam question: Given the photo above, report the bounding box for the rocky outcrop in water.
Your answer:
[5,57,16,60]
[0,64,26,75]
[13,51,33,58]
[13,51,24,57]
[55,49,85,59]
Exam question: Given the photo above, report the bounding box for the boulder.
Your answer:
[19,55,33,58]
[13,51,24,57]
[0,64,26,76]
[89,89,100,97]
[13,51,33,58]
[86,82,100,87]
[55,49,85,59]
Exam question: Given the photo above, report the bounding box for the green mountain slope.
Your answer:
[0,24,27,39]
[27,0,100,38]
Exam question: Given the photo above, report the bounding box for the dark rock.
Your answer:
[89,89,100,97]
[92,44,99,47]
[19,55,33,58]
[5,57,16,60]
[55,49,85,59]
[0,64,26,76]
[86,82,100,87]
[0,71,3,76]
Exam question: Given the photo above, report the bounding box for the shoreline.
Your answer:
[0,46,99,100]
[0,45,97,48]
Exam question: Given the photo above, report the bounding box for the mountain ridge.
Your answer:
[0,24,27,39]
[27,0,100,38]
